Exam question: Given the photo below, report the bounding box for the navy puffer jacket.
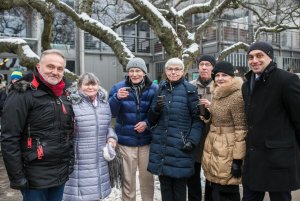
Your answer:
[108,76,158,146]
[147,79,203,178]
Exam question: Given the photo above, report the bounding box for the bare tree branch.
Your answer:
[254,24,299,39]
[112,15,142,29]
[124,0,183,57]
[46,0,134,68]
[0,38,39,68]
[218,42,249,61]
[194,0,233,43]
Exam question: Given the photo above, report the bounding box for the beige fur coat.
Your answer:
[202,77,247,185]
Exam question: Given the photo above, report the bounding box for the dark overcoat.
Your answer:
[1,70,74,189]
[147,79,202,178]
[242,62,300,191]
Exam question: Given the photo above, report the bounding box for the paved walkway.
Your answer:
[0,152,22,201]
[1,152,300,201]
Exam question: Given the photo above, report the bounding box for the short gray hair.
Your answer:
[165,58,185,70]
[77,72,100,88]
[40,49,66,66]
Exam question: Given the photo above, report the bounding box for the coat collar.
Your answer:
[245,62,277,82]
[211,77,243,100]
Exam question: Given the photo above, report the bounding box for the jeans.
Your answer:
[21,184,65,201]
[187,162,202,201]
[242,185,291,201]
[159,175,187,201]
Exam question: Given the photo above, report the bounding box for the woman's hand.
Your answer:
[200,98,211,108]
[107,138,117,149]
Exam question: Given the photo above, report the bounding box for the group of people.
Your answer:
[0,40,299,201]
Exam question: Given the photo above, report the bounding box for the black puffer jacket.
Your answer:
[1,69,74,189]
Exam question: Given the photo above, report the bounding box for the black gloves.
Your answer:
[231,159,243,178]
[182,141,194,152]
[197,103,206,116]
[154,96,165,112]
[197,104,210,118]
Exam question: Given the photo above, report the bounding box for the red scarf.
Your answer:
[38,72,65,97]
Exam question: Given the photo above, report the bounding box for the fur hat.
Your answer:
[10,71,23,81]
[212,61,235,80]
[103,143,116,161]
[248,41,273,60]
[126,57,147,73]
[197,55,216,67]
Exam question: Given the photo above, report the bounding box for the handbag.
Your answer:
[107,145,123,188]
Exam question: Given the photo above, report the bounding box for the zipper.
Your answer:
[27,124,32,149]
[36,138,44,160]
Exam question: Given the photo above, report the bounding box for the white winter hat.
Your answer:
[103,143,116,161]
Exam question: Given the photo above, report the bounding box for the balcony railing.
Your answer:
[84,33,152,54]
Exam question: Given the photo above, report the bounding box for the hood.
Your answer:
[70,85,109,105]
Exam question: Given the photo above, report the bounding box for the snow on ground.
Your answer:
[103,170,206,201]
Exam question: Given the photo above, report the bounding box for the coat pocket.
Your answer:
[265,140,293,169]
[265,140,293,148]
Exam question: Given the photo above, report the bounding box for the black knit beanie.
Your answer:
[212,61,234,80]
[248,41,273,60]
[197,55,216,67]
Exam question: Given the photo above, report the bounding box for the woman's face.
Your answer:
[80,80,99,100]
[214,72,233,87]
[165,64,184,82]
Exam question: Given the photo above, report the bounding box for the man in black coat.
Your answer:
[1,49,74,201]
[242,41,300,201]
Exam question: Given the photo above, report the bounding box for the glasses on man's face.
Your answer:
[166,67,183,72]
[199,62,212,67]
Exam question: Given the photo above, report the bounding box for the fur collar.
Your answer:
[211,77,243,100]
[69,84,109,105]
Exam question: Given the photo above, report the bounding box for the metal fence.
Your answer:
[224,53,300,73]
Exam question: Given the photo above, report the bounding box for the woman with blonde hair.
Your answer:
[202,61,247,201]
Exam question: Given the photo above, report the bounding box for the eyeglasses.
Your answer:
[199,63,212,67]
[166,67,183,72]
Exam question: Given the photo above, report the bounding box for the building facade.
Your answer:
[1,2,300,90]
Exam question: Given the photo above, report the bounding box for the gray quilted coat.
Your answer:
[63,87,117,201]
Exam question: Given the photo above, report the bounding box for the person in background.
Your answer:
[108,57,158,201]
[1,49,74,201]
[63,72,117,201]
[10,70,23,83]
[242,41,300,201]
[0,71,23,120]
[202,61,246,201]
[188,55,216,201]
[0,74,6,119]
[147,58,202,201]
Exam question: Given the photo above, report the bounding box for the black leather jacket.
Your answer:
[1,70,74,189]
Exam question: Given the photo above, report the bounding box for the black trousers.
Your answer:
[242,185,292,201]
[204,180,240,201]
[187,162,202,201]
[159,175,187,201]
